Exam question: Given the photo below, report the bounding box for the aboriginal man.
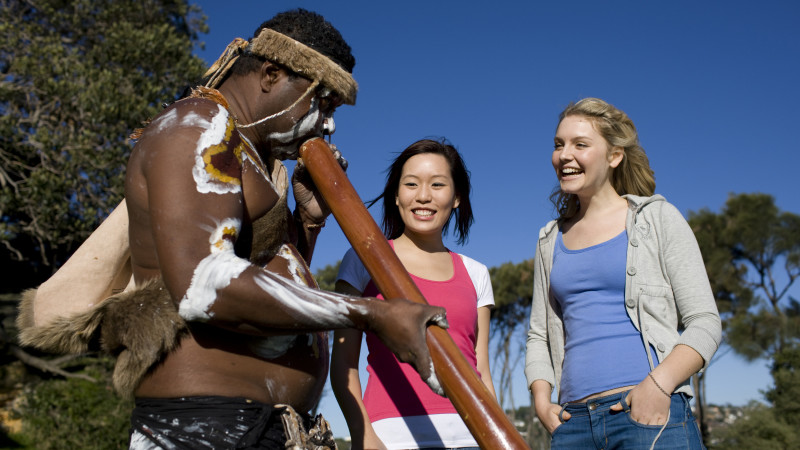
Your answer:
[19,9,447,449]
[124,9,451,449]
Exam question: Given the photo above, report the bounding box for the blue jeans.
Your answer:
[550,390,704,449]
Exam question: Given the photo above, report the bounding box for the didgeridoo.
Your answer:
[299,138,529,449]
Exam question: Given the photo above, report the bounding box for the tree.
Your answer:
[711,401,799,450]
[0,0,208,444]
[764,342,800,429]
[12,355,133,449]
[689,193,800,360]
[314,260,342,292]
[689,193,800,443]
[0,0,208,290]
[712,343,800,449]
[488,259,533,419]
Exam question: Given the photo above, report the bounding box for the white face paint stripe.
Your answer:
[267,98,322,144]
[268,98,323,160]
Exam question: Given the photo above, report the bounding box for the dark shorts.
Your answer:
[129,396,334,449]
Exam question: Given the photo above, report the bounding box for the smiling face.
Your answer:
[395,153,460,240]
[552,115,623,200]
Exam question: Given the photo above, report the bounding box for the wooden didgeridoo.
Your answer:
[299,138,529,449]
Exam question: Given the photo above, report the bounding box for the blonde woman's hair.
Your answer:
[550,97,656,220]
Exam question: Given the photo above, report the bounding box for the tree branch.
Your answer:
[9,345,97,382]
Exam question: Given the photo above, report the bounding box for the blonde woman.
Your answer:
[526,98,721,449]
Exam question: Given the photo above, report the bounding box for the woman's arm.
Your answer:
[475,305,496,398]
[531,379,566,434]
[660,202,722,367]
[612,201,720,424]
[611,344,703,424]
[525,237,558,391]
[330,280,386,450]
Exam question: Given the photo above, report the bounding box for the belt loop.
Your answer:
[619,393,631,413]
[558,403,569,423]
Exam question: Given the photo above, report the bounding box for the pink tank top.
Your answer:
[361,248,480,422]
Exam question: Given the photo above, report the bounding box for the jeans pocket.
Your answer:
[624,395,685,429]
[624,410,672,429]
[551,421,567,436]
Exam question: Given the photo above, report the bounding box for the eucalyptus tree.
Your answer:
[0,0,208,289]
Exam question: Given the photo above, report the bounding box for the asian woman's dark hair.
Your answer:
[369,138,473,245]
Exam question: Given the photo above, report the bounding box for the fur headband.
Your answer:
[204,28,358,105]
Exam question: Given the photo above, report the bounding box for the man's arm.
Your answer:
[130,102,445,384]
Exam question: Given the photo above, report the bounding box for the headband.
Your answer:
[203,28,358,105]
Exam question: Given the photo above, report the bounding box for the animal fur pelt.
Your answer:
[204,28,358,105]
[17,278,187,397]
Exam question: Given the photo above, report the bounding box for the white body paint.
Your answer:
[247,334,299,359]
[130,429,170,450]
[426,361,444,396]
[149,108,209,136]
[252,270,364,329]
[191,104,242,195]
[240,134,276,190]
[278,244,304,284]
[179,219,249,322]
[245,244,319,359]
[268,98,323,160]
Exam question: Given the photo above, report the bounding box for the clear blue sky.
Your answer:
[191,0,799,438]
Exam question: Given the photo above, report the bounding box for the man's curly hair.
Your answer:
[259,8,355,73]
[230,8,355,78]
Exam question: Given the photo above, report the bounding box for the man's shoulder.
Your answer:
[140,97,231,143]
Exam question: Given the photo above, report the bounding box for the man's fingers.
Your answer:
[424,366,445,396]
[329,145,348,171]
[411,354,444,397]
[428,312,449,329]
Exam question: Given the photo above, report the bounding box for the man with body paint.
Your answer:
[19,9,447,449]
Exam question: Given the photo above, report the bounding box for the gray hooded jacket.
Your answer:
[525,195,721,401]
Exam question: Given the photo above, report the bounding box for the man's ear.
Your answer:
[259,61,282,93]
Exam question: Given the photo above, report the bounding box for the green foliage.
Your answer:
[688,193,800,361]
[489,259,533,340]
[716,344,800,448]
[0,0,208,287]
[13,356,133,450]
[711,401,800,449]
[765,343,800,428]
[488,259,533,410]
[314,261,342,292]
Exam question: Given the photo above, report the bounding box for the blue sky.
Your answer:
[192,0,799,438]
